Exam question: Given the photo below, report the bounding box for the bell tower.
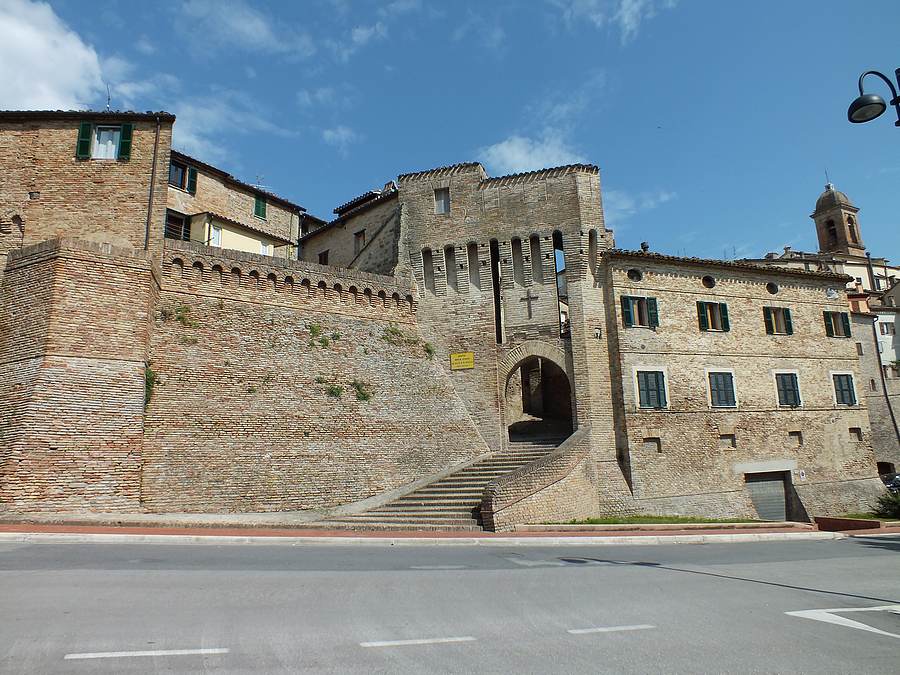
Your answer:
[811,183,864,256]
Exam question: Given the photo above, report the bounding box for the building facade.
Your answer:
[0,110,889,525]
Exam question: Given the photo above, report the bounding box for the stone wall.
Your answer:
[853,312,900,470]
[0,114,173,257]
[141,240,489,512]
[0,239,156,511]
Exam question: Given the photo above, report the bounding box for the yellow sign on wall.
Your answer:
[449,352,475,370]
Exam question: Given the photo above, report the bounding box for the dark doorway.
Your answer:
[489,239,503,344]
[745,472,788,521]
[877,461,895,476]
[506,357,573,440]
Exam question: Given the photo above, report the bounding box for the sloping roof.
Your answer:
[192,211,295,245]
[397,162,484,181]
[480,163,599,187]
[300,187,399,242]
[603,249,852,282]
[171,150,305,213]
[0,109,176,122]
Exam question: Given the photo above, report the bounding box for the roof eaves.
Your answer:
[0,109,176,123]
[193,211,295,245]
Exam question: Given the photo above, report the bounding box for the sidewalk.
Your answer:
[0,514,868,546]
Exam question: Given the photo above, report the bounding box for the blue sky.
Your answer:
[2,0,898,259]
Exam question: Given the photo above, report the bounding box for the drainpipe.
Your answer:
[144,115,162,251]
[866,252,877,291]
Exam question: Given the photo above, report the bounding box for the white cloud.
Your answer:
[328,21,388,62]
[602,188,676,225]
[452,11,507,51]
[296,84,357,110]
[321,125,361,156]
[549,0,675,43]
[0,0,103,109]
[478,132,587,175]
[379,0,421,17]
[135,36,156,55]
[178,0,315,59]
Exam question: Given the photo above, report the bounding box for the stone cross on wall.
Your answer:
[520,288,539,319]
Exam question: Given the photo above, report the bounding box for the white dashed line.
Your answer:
[360,636,477,648]
[568,624,655,635]
[64,648,229,660]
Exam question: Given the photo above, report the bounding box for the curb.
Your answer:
[0,531,845,547]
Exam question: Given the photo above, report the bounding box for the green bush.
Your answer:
[351,379,372,402]
[874,491,900,519]
[326,385,344,398]
[308,323,323,338]
[144,365,158,407]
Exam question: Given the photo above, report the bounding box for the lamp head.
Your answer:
[848,93,887,123]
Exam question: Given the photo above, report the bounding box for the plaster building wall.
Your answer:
[166,154,300,257]
[603,254,882,517]
[0,239,156,511]
[300,194,400,272]
[140,241,489,513]
[854,312,900,471]
[0,113,173,258]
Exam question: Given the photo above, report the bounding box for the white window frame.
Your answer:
[829,370,859,407]
[92,125,121,160]
[772,369,802,409]
[259,241,272,256]
[209,224,222,248]
[632,365,670,411]
[705,367,738,409]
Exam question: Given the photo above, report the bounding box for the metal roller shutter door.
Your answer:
[745,473,787,521]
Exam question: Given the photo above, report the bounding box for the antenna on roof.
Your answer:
[105,84,111,112]
[253,173,271,191]
[825,167,832,190]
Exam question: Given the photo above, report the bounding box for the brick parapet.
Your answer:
[481,426,597,530]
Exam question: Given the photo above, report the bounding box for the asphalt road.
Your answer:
[1,536,898,673]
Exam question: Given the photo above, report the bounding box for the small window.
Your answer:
[467,242,480,290]
[824,311,851,337]
[642,437,662,453]
[708,371,736,408]
[881,322,896,336]
[627,268,643,282]
[254,194,267,219]
[763,307,793,335]
[92,126,121,159]
[833,374,857,406]
[434,187,450,214]
[318,250,329,265]
[775,372,801,407]
[636,370,667,409]
[209,224,222,247]
[164,210,190,241]
[697,301,729,332]
[529,236,543,284]
[259,241,272,256]
[856,342,864,356]
[445,245,458,292]
[719,434,737,449]
[422,248,435,293]
[766,282,779,295]
[701,275,716,289]
[169,161,187,188]
[621,295,659,328]
[354,230,366,255]
[849,427,863,442]
[788,430,803,447]
[511,237,525,286]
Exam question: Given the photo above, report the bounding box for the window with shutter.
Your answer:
[765,307,793,335]
[775,372,801,407]
[254,194,267,219]
[75,122,92,159]
[637,370,667,409]
[621,296,658,328]
[832,374,856,405]
[824,311,851,337]
[187,167,198,194]
[118,123,133,160]
[698,301,727,331]
[709,372,736,407]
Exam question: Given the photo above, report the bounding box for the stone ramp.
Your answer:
[328,434,568,531]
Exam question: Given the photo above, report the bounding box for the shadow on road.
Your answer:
[850,536,900,553]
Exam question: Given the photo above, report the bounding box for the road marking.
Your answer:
[64,648,229,660]
[360,636,477,648]
[409,565,467,570]
[785,605,900,640]
[568,624,655,635]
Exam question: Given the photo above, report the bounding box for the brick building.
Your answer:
[0,110,889,526]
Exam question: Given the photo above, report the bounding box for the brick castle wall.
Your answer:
[0,239,155,511]
[140,241,489,512]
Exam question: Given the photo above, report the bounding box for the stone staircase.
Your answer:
[330,433,568,531]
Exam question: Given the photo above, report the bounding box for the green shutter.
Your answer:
[76,122,92,159]
[763,307,774,334]
[784,308,794,335]
[621,296,633,327]
[187,167,198,194]
[118,123,133,160]
[840,312,851,337]
[824,311,834,337]
[656,371,667,407]
[697,301,709,331]
[647,297,659,328]
[254,195,267,219]
[719,303,730,332]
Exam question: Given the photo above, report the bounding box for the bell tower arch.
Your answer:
[811,183,864,256]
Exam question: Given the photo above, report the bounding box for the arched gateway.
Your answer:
[499,340,575,442]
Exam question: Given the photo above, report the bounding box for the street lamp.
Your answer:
[847,68,900,126]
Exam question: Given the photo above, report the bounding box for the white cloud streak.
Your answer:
[321,125,361,156]
[478,132,587,175]
[0,0,103,109]
[549,0,675,43]
[602,188,677,225]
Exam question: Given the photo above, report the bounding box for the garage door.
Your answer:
[745,473,787,521]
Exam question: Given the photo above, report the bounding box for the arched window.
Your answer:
[422,248,436,293]
[467,242,480,291]
[588,230,598,273]
[529,235,543,284]
[826,220,838,244]
[444,245,458,292]
[511,237,525,286]
[848,216,859,244]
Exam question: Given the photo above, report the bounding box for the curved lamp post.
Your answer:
[847,68,900,126]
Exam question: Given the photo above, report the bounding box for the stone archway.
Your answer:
[500,340,575,441]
